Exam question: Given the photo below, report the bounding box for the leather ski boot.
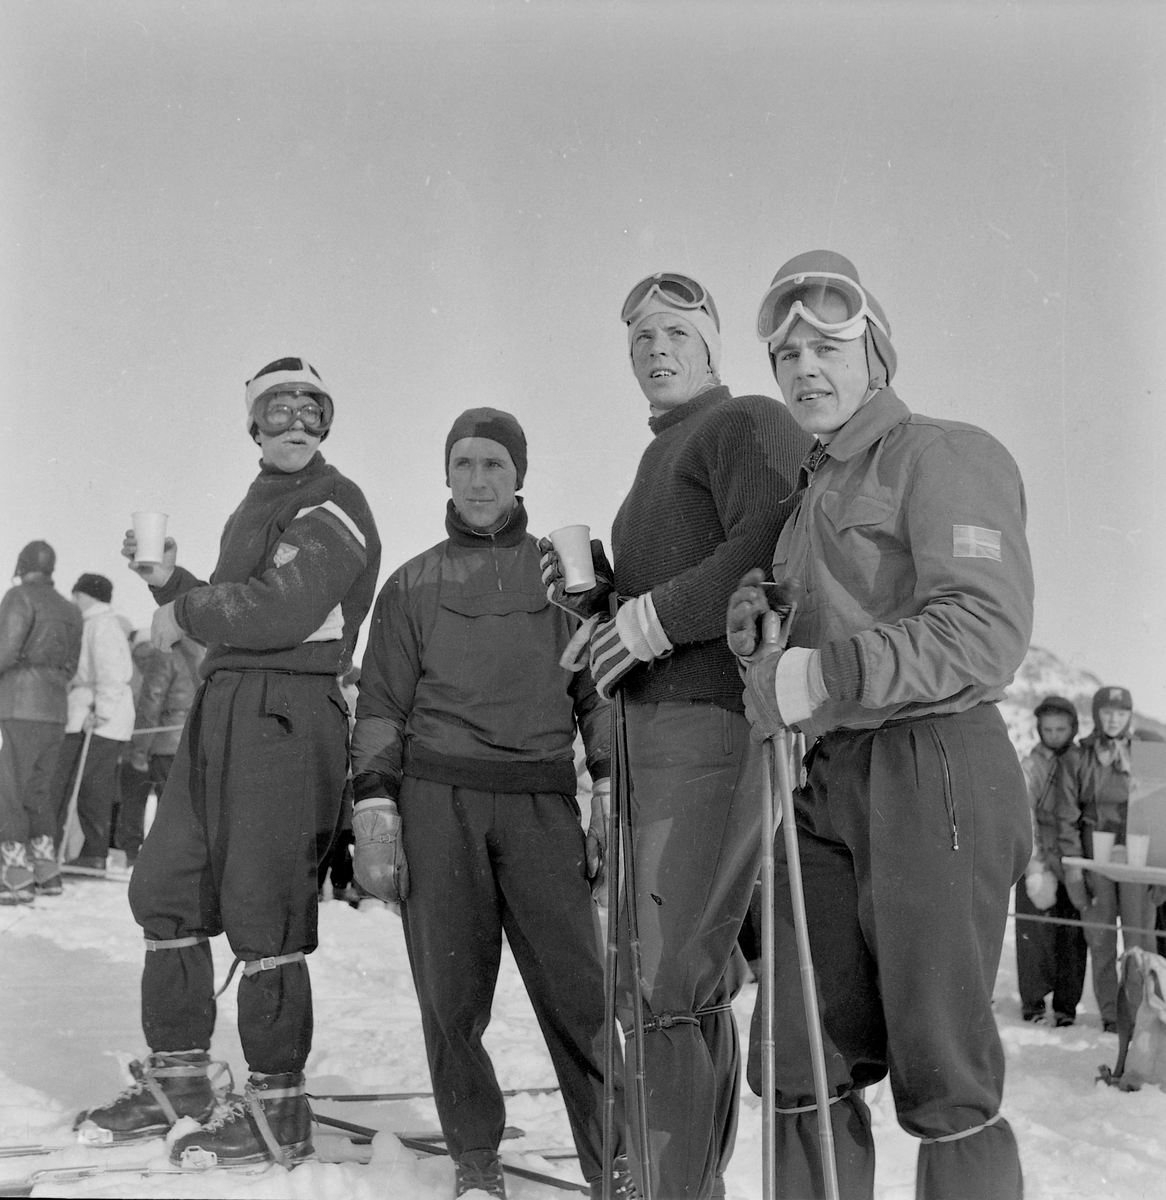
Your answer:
[455,1149,506,1198]
[29,836,63,896]
[171,1071,313,1169]
[75,1050,219,1145]
[0,842,35,905]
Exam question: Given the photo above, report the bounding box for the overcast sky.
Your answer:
[2,0,1163,717]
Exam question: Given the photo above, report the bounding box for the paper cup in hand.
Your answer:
[1126,834,1151,869]
[550,525,596,594]
[1091,831,1115,863]
[131,512,169,565]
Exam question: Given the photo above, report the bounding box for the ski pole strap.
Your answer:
[243,1080,304,1169]
[774,1094,845,1115]
[624,1011,700,1037]
[144,935,208,951]
[919,1112,1002,1144]
[214,951,307,999]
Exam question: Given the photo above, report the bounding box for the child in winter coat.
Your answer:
[1058,686,1157,1032]
[1016,696,1088,1025]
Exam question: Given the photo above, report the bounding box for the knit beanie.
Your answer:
[73,574,112,604]
[627,302,722,377]
[763,250,896,388]
[444,408,528,488]
[15,540,55,577]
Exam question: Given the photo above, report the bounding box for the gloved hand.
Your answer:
[538,538,615,620]
[1025,864,1058,911]
[129,748,150,773]
[1063,865,1091,913]
[726,568,773,661]
[352,797,410,903]
[743,647,786,743]
[589,595,672,700]
[586,778,611,907]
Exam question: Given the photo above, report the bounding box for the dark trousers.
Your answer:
[0,719,65,844]
[620,701,763,1200]
[398,776,621,1182]
[128,670,347,1075]
[1015,879,1087,1019]
[750,704,1030,1200]
[52,732,125,860]
[114,754,174,859]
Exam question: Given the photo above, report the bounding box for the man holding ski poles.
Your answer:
[351,408,632,1200]
[727,251,1033,1199]
[545,273,808,1199]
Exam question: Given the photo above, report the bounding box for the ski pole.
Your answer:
[58,721,96,864]
[614,687,653,1200]
[759,720,778,1200]
[600,719,623,1200]
[769,697,839,1200]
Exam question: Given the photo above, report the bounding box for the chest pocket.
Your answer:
[439,591,547,619]
[818,488,911,610]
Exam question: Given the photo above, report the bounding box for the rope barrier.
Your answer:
[1012,910,1165,941]
[129,724,184,736]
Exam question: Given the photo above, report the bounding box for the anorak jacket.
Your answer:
[1054,731,1135,860]
[0,579,83,723]
[66,602,135,740]
[774,387,1033,738]
[1023,741,1081,877]
[352,501,609,801]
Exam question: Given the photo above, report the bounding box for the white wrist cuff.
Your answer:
[617,594,674,661]
[774,648,825,727]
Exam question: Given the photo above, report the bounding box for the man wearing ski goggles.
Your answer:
[250,390,333,437]
[728,250,1032,1200]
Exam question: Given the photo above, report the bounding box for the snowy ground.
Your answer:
[2,877,1165,1199]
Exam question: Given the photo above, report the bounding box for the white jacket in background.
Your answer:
[66,602,135,741]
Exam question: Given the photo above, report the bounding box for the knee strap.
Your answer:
[214,951,307,999]
[919,1111,1003,1144]
[622,998,734,1038]
[144,935,209,952]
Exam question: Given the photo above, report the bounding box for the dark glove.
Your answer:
[352,797,410,903]
[585,778,611,907]
[726,568,773,661]
[538,537,615,620]
[1063,866,1091,913]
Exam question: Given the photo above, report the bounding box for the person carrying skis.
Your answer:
[74,356,380,1169]
[351,408,632,1200]
[0,541,83,903]
[1015,695,1088,1026]
[727,251,1033,1200]
[542,273,809,1200]
[1058,685,1158,1033]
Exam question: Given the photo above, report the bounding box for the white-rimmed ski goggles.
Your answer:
[621,272,720,329]
[756,271,887,347]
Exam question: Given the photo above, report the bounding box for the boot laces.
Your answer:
[1,842,30,868]
[198,1094,248,1132]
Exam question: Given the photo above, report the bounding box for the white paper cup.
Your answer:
[1091,831,1116,864]
[549,525,596,594]
[1126,834,1151,869]
[132,511,169,565]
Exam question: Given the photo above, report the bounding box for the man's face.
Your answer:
[772,292,871,440]
[630,313,713,411]
[1097,707,1131,738]
[449,437,518,531]
[1037,712,1075,751]
[258,424,322,474]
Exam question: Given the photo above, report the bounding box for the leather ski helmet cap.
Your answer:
[244,357,333,441]
[758,250,896,388]
[15,540,55,577]
[1033,695,1079,736]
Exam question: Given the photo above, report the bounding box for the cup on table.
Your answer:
[549,525,596,594]
[1091,831,1116,863]
[1126,834,1151,869]
[131,511,168,565]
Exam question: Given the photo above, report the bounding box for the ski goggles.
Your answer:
[756,270,887,347]
[621,272,720,330]
[250,389,333,437]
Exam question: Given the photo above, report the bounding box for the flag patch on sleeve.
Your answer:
[952,525,1002,560]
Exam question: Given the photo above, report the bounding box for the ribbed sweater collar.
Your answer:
[445,498,529,548]
[252,451,329,486]
[647,385,730,437]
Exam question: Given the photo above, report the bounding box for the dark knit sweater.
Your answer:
[612,386,810,711]
[154,453,381,680]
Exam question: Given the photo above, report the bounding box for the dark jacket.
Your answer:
[0,578,83,723]
[153,453,380,680]
[1055,731,1138,860]
[352,501,610,801]
[131,642,201,758]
